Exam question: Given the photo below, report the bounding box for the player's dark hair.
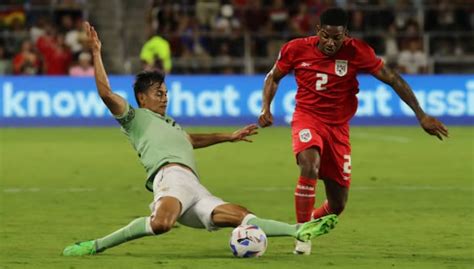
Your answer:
[320,7,348,28]
[133,70,165,107]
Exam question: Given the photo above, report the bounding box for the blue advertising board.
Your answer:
[0,75,473,126]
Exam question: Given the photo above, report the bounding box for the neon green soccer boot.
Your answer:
[62,240,97,256]
[295,214,338,242]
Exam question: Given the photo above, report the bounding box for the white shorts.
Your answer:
[149,165,226,231]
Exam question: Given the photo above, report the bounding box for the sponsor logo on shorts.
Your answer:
[299,129,312,143]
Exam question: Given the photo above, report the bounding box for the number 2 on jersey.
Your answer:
[315,73,328,91]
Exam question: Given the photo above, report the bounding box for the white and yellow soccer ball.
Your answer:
[229,225,267,258]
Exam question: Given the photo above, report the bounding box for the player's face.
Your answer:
[142,82,168,116]
[317,25,346,56]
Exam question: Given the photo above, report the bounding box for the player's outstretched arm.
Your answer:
[84,22,127,116]
[187,124,259,149]
[373,65,449,140]
[258,65,286,127]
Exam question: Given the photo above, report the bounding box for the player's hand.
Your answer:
[84,21,101,53]
[419,115,449,140]
[230,124,259,143]
[258,109,273,128]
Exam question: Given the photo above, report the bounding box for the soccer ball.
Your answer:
[229,225,267,258]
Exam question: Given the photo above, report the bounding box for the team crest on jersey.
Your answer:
[335,60,348,77]
[299,129,312,143]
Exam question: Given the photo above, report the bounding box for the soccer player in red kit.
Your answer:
[258,8,449,255]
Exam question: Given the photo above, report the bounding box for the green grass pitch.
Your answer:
[0,126,473,269]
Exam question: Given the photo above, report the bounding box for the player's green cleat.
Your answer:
[295,214,338,242]
[62,240,97,256]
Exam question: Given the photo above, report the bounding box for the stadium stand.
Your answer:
[0,0,472,75]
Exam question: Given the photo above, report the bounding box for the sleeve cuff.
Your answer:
[276,62,290,74]
[369,59,384,74]
[114,104,130,119]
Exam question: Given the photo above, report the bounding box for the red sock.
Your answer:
[312,200,332,219]
[294,176,316,223]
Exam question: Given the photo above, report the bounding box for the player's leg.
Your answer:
[63,166,193,256]
[175,181,306,237]
[173,170,305,237]
[62,196,181,256]
[211,203,337,240]
[211,203,249,227]
[312,179,349,218]
[291,114,327,255]
[291,112,326,224]
[174,178,337,247]
[212,204,297,237]
[295,147,321,223]
[96,196,181,251]
[312,123,351,219]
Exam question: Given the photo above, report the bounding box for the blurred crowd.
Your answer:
[143,0,473,74]
[0,0,93,76]
[0,0,473,75]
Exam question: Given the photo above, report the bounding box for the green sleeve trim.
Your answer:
[115,105,135,126]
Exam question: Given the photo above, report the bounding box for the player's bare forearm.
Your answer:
[85,22,126,116]
[188,133,233,149]
[188,124,258,149]
[261,66,284,111]
[92,52,126,115]
[373,65,425,120]
[259,66,285,127]
[373,65,449,140]
[262,75,278,111]
[91,51,111,98]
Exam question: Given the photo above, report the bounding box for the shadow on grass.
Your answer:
[101,251,299,262]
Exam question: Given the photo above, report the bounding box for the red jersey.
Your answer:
[276,36,383,125]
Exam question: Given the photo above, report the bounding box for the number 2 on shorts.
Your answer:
[343,154,351,174]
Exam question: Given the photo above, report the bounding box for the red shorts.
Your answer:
[291,110,352,187]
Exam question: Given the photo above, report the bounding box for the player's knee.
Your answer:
[149,217,174,234]
[237,208,251,223]
[299,161,319,178]
[229,205,251,225]
[329,201,346,215]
